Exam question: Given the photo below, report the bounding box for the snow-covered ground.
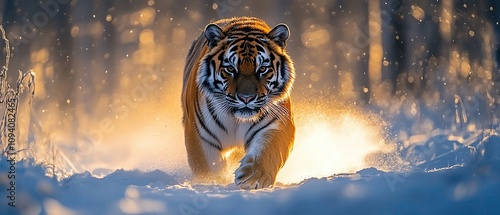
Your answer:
[2,129,499,215]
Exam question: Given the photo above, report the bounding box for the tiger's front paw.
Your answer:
[234,155,275,190]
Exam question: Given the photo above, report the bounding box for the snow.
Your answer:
[2,132,499,215]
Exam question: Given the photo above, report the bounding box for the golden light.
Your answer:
[139,29,154,45]
[276,101,385,184]
[411,5,425,22]
[301,28,330,48]
[102,98,387,185]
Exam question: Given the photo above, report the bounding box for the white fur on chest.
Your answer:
[197,95,281,174]
[200,101,251,150]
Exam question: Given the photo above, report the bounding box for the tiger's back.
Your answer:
[182,17,295,189]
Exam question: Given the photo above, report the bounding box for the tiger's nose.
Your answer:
[236,94,256,104]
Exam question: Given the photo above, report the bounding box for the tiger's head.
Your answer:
[197,18,295,122]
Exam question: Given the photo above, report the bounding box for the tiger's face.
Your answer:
[198,23,294,122]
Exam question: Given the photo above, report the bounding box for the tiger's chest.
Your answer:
[198,97,253,150]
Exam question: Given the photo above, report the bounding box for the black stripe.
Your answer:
[230,46,238,52]
[205,57,213,78]
[201,58,214,91]
[217,51,225,61]
[246,113,267,134]
[227,32,266,38]
[229,37,266,47]
[210,59,217,78]
[213,79,223,89]
[200,135,222,151]
[270,51,276,62]
[229,52,237,61]
[256,45,264,52]
[206,97,228,133]
[245,117,277,149]
[194,91,222,149]
[279,56,286,80]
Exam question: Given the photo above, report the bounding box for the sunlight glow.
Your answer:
[87,98,386,185]
[276,102,385,184]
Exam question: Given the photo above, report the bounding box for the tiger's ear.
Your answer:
[205,24,225,48]
[268,24,289,48]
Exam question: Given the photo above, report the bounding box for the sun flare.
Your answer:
[276,102,385,184]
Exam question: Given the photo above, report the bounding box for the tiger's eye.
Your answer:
[226,66,236,72]
[258,66,267,73]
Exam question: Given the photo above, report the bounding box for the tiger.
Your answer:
[181,17,295,189]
